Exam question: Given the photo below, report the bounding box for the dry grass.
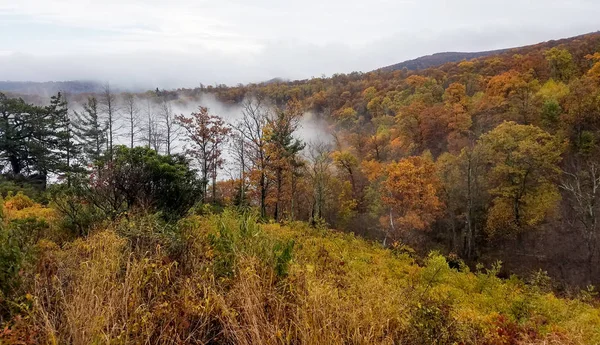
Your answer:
[2,210,599,344]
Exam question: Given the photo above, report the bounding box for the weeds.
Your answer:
[1,208,600,344]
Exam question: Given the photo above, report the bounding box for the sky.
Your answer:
[0,0,599,89]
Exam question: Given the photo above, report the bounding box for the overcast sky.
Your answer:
[0,0,599,89]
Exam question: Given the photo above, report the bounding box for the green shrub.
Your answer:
[406,298,458,345]
[0,225,22,296]
[115,213,184,259]
[208,210,295,280]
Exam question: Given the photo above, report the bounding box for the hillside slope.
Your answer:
[2,195,599,344]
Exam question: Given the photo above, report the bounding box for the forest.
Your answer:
[2,32,600,343]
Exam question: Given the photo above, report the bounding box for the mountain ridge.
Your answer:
[377,31,600,73]
[378,49,510,72]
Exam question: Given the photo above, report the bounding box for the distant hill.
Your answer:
[261,77,291,85]
[379,50,509,72]
[0,81,104,95]
[378,31,600,73]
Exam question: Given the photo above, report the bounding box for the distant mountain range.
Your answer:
[378,49,510,72]
[0,80,104,95]
[3,31,600,95]
[378,31,600,73]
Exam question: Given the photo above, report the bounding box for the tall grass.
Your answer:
[2,208,600,344]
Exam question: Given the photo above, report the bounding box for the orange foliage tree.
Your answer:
[367,156,443,243]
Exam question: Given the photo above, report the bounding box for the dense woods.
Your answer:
[196,32,600,287]
[3,32,600,343]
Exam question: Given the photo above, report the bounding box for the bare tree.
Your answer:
[229,131,248,206]
[122,93,141,148]
[140,98,163,152]
[159,99,179,155]
[561,159,600,284]
[100,83,120,160]
[235,96,270,218]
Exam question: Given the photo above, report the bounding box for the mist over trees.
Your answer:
[5,29,600,345]
[3,32,600,289]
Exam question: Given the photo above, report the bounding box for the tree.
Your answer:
[563,77,600,153]
[476,122,565,235]
[561,158,600,284]
[368,155,443,244]
[306,142,333,226]
[536,79,569,130]
[73,97,108,167]
[140,98,165,153]
[437,148,487,259]
[122,93,140,148]
[230,131,248,207]
[159,99,178,155]
[54,92,82,186]
[100,83,119,160]
[544,48,576,83]
[0,93,31,176]
[177,106,231,204]
[265,100,305,221]
[332,150,359,200]
[80,146,202,220]
[38,92,75,185]
[443,83,472,152]
[236,97,271,218]
[0,92,72,187]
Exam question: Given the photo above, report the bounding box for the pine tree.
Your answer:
[73,96,108,168]
[50,92,83,185]
[0,92,74,186]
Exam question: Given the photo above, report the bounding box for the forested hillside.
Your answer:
[379,50,509,72]
[192,31,600,287]
[2,31,600,344]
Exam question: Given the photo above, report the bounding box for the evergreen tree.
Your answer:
[0,93,33,175]
[0,92,73,187]
[73,96,108,167]
[46,92,83,184]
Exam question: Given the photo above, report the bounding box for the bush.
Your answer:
[115,213,184,259]
[208,210,295,280]
[109,146,203,219]
[0,177,46,203]
[406,298,458,345]
[0,224,22,296]
[49,184,110,237]
[65,146,203,222]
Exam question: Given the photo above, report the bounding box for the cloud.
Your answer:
[0,0,599,88]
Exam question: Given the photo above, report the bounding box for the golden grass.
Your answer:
[3,210,599,344]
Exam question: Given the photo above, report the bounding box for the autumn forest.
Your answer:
[3,32,600,344]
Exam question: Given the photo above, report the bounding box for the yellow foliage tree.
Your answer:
[476,122,565,235]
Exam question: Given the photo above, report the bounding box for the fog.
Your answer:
[66,91,332,177]
[1,0,599,88]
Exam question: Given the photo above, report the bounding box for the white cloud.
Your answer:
[0,0,599,88]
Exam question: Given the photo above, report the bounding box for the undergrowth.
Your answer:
[0,201,599,344]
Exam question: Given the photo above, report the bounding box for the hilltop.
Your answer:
[377,31,600,73]
[378,49,509,72]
